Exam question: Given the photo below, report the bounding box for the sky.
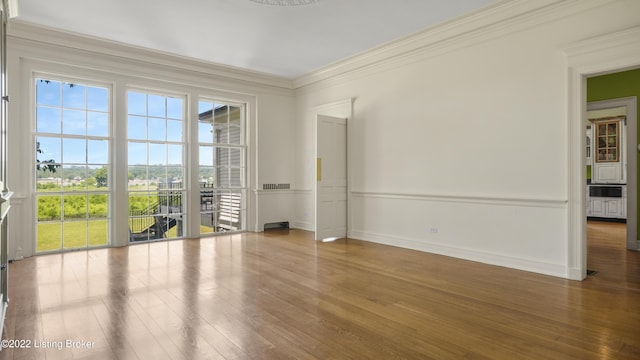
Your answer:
[36,79,186,171]
[35,79,242,185]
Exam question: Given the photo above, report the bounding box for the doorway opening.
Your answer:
[585,70,640,276]
[566,27,640,280]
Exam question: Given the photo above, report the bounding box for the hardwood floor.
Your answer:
[1,225,639,359]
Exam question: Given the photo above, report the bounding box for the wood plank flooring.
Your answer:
[1,224,639,359]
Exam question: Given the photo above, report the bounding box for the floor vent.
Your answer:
[264,221,290,231]
[587,269,598,276]
[263,183,290,190]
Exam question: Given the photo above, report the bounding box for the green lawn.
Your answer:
[37,183,211,251]
[37,220,108,252]
[38,220,213,252]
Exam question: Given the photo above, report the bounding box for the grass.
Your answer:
[37,220,108,252]
[37,220,216,252]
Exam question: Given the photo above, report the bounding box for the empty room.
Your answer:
[0,0,639,359]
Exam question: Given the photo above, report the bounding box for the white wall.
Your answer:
[254,93,296,231]
[293,0,640,279]
[5,22,296,259]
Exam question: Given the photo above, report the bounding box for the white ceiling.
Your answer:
[13,0,498,79]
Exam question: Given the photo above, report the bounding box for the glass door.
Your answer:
[127,90,186,241]
[34,78,111,252]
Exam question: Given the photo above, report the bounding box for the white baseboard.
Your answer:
[291,221,313,232]
[350,229,569,279]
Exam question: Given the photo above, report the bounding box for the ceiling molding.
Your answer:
[7,20,294,90]
[292,0,613,89]
[564,26,640,70]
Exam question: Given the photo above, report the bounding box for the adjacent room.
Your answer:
[0,0,639,358]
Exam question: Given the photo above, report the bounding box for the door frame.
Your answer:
[587,97,638,250]
[566,26,640,280]
[312,99,353,240]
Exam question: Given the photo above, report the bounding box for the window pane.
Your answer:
[167,97,183,119]
[148,117,166,141]
[129,167,148,189]
[199,166,214,185]
[37,106,61,133]
[128,91,147,116]
[129,193,153,214]
[230,168,243,188]
[87,112,109,137]
[64,165,87,191]
[64,221,87,249]
[149,143,166,166]
[63,138,86,164]
[88,140,108,165]
[167,120,182,142]
[229,106,242,145]
[199,146,213,166]
[128,142,147,166]
[229,125,241,145]
[128,115,147,140]
[87,87,108,112]
[92,166,109,189]
[167,144,182,166]
[198,101,213,113]
[63,109,86,135]
[37,137,62,164]
[129,216,153,242]
[88,220,108,247]
[37,79,61,106]
[148,94,166,117]
[198,121,213,143]
[64,194,88,220]
[37,222,62,252]
[230,148,242,167]
[38,195,62,221]
[218,148,229,167]
[36,173,61,192]
[217,166,229,187]
[63,84,86,109]
[214,126,228,144]
[88,194,108,218]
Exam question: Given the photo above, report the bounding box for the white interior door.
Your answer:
[315,115,347,241]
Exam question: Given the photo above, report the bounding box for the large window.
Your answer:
[127,91,185,242]
[198,101,246,233]
[33,73,248,252]
[35,78,110,252]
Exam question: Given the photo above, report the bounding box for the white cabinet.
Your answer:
[589,198,624,218]
[586,185,626,219]
[590,117,626,184]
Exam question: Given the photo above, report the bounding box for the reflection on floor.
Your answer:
[1,228,639,359]
[587,220,640,286]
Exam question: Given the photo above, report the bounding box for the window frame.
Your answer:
[32,74,113,253]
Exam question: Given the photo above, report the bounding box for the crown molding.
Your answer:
[564,25,640,70]
[7,20,294,90]
[292,0,615,89]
